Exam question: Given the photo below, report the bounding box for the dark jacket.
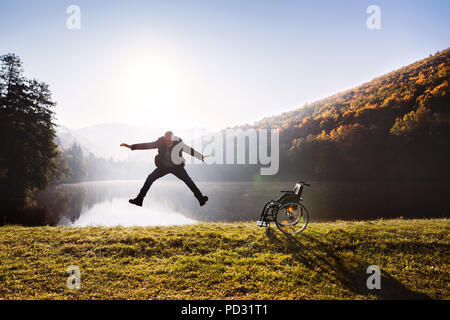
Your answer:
[131,136,204,168]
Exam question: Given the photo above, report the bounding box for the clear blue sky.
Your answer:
[1,0,449,130]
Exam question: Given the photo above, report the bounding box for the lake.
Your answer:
[35,178,450,227]
[32,180,450,227]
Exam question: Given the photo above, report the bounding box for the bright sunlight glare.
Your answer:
[114,51,188,122]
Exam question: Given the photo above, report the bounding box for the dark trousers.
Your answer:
[138,166,203,200]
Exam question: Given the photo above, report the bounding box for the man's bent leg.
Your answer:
[130,167,168,206]
[171,167,207,205]
[138,167,168,199]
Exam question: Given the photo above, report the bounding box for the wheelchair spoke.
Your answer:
[275,202,309,234]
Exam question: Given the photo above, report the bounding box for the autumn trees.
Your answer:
[255,48,450,181]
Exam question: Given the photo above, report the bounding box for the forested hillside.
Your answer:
[251,48,450,181]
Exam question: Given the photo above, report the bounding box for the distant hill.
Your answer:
[56,125,101,157]
[253,48,449,134]
[56,123,211,161]
[243,48,450,181]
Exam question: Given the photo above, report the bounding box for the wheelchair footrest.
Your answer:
[257,220,268,227]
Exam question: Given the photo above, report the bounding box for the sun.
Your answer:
[119,52,185,111]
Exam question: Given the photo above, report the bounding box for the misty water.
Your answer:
[59,197,196,227]
[33,180,449,227]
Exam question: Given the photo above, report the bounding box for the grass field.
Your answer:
[0,218,448,300]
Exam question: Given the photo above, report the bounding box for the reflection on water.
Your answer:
[32,180,450,227]
[58,197,196,227]
[33,180,201,227]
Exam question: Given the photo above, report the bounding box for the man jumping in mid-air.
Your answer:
[120,131,209,207]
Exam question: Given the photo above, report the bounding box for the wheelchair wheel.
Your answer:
[275,202,309,234]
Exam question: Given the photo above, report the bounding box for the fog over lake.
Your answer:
[58,197,196,227]
[33,179,450,227]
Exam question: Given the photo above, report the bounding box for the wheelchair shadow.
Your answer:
[264,228,431,300]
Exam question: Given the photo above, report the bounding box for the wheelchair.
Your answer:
[257,181,311,235]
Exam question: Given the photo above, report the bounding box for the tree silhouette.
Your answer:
[0,53,59,217]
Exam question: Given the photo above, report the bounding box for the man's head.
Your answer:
[164,131,174,146]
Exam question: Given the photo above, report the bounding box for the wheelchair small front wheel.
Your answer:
[275,202,309,234]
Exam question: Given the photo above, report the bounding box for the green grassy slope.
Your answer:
[0,219,448,300]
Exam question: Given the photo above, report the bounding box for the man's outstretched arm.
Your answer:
[120,140,159,150]
[181,142,208,161]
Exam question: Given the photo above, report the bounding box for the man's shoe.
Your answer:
[199,196,208,206]
[129,197,143,207]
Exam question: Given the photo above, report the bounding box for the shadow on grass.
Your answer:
[264,227,431,300]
